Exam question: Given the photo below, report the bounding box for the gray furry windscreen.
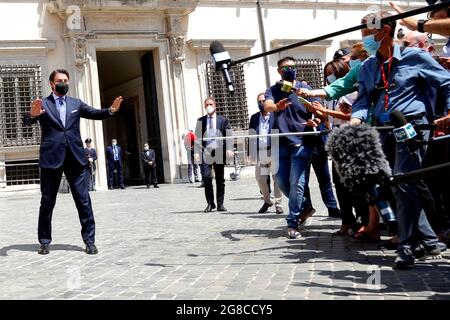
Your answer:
[325,124,392,192]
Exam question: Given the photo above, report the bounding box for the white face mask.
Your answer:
[206,105,215,115]
[112,142,117,146]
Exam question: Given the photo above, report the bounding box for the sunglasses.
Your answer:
[279,65,296,71]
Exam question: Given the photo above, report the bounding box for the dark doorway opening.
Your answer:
[96,50,164,186]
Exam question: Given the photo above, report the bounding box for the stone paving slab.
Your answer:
[0,174,449,300]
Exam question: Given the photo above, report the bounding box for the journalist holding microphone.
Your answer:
[349,11,450,269]
[24,68,123,255]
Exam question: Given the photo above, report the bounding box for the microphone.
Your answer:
[210,41,234,94]
[275,80,312,109]
[326,124,397,227]
[389,110,417,143]
[276,80,294,94]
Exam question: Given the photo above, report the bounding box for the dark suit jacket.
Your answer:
[24,93,114,169]
[141,149,156,167]
[85,147,98,171]
[194,114,233,158]
[248,111,274,160]
[106,145,122,164]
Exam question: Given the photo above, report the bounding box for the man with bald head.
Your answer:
[402,31,435,54]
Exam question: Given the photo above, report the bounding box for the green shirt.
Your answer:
[323,63,361,101]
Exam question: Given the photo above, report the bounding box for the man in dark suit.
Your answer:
[84,138,97,191]
[141,142,159,188]
[194,97,234,212]
[24,68,123,255]
[106,139,125,190]
[249,93,283,214]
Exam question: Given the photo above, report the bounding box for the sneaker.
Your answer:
[393,247,415,269]
[413,242,446,261]
[287,227,301,239]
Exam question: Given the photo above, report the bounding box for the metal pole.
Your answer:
[230,2,449,66]
[256,0,271,88]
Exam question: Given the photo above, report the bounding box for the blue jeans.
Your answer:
[274,144,314,229]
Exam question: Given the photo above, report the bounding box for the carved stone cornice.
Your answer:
[271,39,332,49]
[47,0,198,15]
[187,39,257,51]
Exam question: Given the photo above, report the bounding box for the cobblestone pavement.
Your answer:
[0,171,449,300]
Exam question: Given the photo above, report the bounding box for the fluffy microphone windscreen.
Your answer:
[325,124,392,191]
[210,41,225,55]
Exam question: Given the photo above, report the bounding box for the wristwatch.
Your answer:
[417,19,428,33]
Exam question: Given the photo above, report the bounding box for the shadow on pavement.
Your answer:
[0,244,84,256]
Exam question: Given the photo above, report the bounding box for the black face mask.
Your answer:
[55,82,69,95]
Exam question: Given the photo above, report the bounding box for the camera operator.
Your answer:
[349,11,450,269]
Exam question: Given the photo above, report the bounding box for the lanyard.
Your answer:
[378,56,394,111]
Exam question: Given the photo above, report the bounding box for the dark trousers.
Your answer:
[310,142,339,211]
[201,161,225,206]
[38,149,95,245]
[332,165,368,226]
[382,118,438,250]
[423,139,450,230]
[144,164,158,186]
[86,167,95,191]
[108,160,124,188]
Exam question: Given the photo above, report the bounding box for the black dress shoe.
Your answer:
[204,204,215,212]
[146,185,150,189]
[154,185,159,188]
[38,244,49,255]
[85,244,98,255]
[328,208,341,218]
[120,185,126,190]
[217,205,227,212]
[258,202,272,213]
[108,187,113,190]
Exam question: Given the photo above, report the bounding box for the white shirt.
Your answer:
[206,113,218,149]
[258,113,270,148]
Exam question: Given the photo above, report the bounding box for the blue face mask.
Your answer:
[349,59,362,69]
[326,74,337,84]
[362,34,381,56]
[282,69,297,82]
[258,102,265,112]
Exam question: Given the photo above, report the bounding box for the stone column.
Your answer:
[166,13,189,182]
